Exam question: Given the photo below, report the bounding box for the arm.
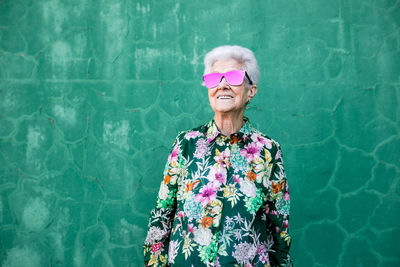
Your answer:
[143,136,182,266]
[265,142,292,266]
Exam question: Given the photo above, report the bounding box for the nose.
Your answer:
[217,76,229,89]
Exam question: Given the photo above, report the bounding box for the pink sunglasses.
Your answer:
[203,70,253,88]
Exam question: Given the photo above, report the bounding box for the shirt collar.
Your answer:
[205,116,254,143]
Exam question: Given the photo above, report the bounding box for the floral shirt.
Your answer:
[144,117,292,267]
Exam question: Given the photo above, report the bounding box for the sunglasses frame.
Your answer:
[203,70,253,88]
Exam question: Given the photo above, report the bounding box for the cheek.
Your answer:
[208,91,214,103]
[235,87,248,101]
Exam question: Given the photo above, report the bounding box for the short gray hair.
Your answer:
[203,45,260,86]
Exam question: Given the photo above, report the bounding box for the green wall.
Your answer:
[1,0,399,266]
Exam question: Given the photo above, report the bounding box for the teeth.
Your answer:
[218,96,232,99]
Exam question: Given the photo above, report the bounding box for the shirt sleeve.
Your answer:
[143,135,182,266]
[265,142,293,266]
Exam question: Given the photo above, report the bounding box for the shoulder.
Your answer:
[175,123,207,141]
[250,127,283,160]
[170,123,208,148]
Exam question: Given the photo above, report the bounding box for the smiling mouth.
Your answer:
[217,96,233,99]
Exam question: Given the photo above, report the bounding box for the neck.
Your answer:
[214,111,245,136]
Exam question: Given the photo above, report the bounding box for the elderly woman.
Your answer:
[144,45,292,266]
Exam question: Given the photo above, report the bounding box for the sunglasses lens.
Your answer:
[203,70,246,88]
[203,73,222,88]
[225,70,245,85]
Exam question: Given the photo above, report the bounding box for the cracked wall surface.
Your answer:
[0,0,399,266]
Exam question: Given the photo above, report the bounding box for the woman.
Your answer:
[144,45,292,266]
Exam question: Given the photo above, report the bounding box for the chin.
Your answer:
[215,109,233,114]
[214,106,243,114]
[212,104,232,113]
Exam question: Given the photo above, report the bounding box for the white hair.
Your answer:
[203,45,260,86]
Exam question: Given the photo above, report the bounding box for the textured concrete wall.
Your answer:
[0,0,399,266]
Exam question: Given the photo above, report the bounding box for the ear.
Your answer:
[247,85,258,101]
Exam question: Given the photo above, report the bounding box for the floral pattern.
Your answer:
[144,117,292,266]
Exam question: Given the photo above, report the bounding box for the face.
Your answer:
[207,59,257,116]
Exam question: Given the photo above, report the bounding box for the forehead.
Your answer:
[210,58,243,73]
